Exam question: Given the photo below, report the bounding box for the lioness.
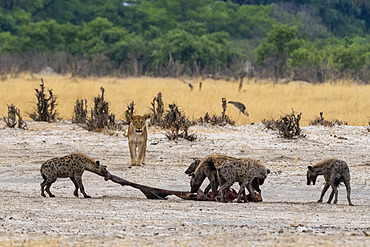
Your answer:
[128,114,149,166]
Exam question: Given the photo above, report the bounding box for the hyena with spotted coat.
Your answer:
[307,159,353,206]
[190,155,236,200]
[217,158,270,203]
[40,153,108,198]
[188,156,264,199]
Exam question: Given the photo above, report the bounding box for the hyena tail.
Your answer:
[334,175,342,187]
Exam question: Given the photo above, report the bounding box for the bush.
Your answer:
[162,103,196,141]
[85,87,115,131]
[309,112,346,127]
[29,79,58,122]
[72,99,88,124]
[149,92,164,126]
[198,98,235,126]
[2,104,27,129]
[262,109,305,139]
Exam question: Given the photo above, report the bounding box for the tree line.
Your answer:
[0,0,369,82]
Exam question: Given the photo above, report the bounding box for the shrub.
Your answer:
[2,104,27,129]
[85,87,115,131]
[149,92,164,126]
[124,101,135,124]
[162,103,196,141]
[72,99,88,124]
[29,79,58,122]
[198,98,235,126]
[309,112,346,127]
[262,109,305,139]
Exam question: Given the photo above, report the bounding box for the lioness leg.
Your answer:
[138,142,146,165]
[129,142,137,165]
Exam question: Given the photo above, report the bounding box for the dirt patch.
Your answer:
[0,121,369,246]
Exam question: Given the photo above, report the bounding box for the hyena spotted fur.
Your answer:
[190,155,237,200]
[40,153,108,198]
[307,159,353,206]
[189,155,264,199]
[217,158,270,203]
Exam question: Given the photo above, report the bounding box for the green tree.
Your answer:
[19,20,67,52]
[330,42,370,81]
[255,24,301,82]
[0,31,19,52]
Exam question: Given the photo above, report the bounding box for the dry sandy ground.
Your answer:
[0,121,369,246]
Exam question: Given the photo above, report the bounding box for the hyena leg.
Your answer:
[70,177,79,197]
[238,182,247,203]
[45,178,57,197]
[76,176,91,198]
[204,183,212,195]
[327,190,334,203]
[237,179,251,203]
[318,183,330,202]
[40,178,47,197]
[219,181,234,203]
[210,178,220,201]
[327,185,338,204]
[246,181,258,202]
[343,179,354,206]
[333,186,339,204]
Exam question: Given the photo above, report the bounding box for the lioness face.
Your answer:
[130,115,149,135]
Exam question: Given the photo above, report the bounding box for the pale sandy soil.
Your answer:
[0,121,369,246]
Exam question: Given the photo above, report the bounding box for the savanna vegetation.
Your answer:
[1,75,369,127]
[0,0,369,82]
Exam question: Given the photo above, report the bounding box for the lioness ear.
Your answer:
[308,166,313,171]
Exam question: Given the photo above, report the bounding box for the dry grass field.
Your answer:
[0,74,369,126]
[0,74,369,246]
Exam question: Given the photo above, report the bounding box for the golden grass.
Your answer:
[0,74,369,126]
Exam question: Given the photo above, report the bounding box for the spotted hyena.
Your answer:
[185,159,200,175]
[189,155,265,200]
[307,159,353,206]
[40,153,108,198]
[190,155,236,200]
[217,158,270,203]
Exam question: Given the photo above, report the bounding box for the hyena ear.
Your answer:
[308,166,314,171]
[96,160,100,166]
[266,168,271,174]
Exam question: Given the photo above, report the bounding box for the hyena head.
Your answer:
[130,115,149,134]
[190,171,206,193]
[87,160,108,176]
[185,159,200,175]
[307,166,318,185]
